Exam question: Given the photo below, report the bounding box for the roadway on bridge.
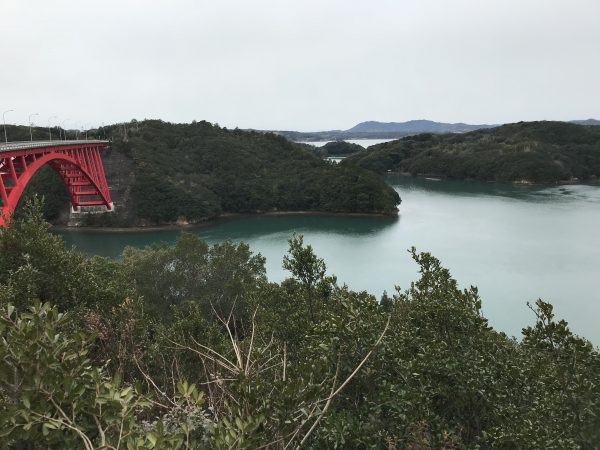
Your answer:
[0,140,109,153]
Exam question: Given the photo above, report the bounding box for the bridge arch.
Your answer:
[0,141,113,227]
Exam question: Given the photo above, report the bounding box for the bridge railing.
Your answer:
[0,140,110,153]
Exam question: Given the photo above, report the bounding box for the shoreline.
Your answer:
[50,174,600,234]
[384,171,600,187]
[51,210,398,233]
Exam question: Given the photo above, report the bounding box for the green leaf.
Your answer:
[147,432,157,446]
[235,417,244,430]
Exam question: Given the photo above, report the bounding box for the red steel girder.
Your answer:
[0,141,113,227]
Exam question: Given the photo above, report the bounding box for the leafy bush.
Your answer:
[1,203,599,448]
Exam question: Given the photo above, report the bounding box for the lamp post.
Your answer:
[29,113,39,141]
[62,118,71,140]
[48,116,58,141]
[3,109,14,143]
[84,123,92,140]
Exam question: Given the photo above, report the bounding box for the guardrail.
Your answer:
[0,140,110,153]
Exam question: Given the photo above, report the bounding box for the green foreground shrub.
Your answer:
[1,203,599,449]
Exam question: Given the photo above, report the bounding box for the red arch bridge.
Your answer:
[0,140,113,227]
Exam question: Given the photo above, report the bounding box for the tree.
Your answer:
[282,234,326,289]
[0,302,147,448]
[122,233,266,322]
[0,302,211,449]
[283,234,329,322]
[0,198,131,312]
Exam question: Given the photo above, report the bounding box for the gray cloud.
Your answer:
[1,0,599,130]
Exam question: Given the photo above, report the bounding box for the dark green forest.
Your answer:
[314,141,365,157]
[344,121,600,183]
[1,202,599,449]
[8,121,400,226]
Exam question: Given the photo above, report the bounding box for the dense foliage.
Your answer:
[345,121,600,183]
[16,166,71,222]
[117,120,399,223]
[9,121,401,225]
[316,141,365,157]
[1,201,599,449]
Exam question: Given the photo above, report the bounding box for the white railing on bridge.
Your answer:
[0,140,110,153]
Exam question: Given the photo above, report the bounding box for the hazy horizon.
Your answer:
[5,116,600,134]
[2,0,599,131]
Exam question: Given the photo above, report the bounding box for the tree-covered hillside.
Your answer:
[344,121,600,183]
[12,120,400,225]
[305,140,366,158]
[320,140,365,156]
[1,203,599,449]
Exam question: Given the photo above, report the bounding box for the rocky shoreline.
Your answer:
[52,209,399,233]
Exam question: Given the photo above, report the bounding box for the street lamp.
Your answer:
[3,109,14,144]
[84,123,92,140]
[62,118,71,140]
[29,113,39,141]
[48,116,58,141]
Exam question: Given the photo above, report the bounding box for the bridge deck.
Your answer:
[0,140,110,153]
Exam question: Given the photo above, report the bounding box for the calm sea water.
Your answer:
[297,139,395,148]
[301,139,397,163]
[57,176,600,344]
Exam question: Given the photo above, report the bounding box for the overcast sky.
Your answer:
[2,0,599,131]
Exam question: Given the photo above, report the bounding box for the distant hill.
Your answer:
[346,120,496,134]
[344,121,600,183]
[571,119,600,126]
[270,120,497,141]
[271,119,600,142]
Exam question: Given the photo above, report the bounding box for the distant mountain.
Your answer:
[267,119,599,142]
[269,120,497,142]
[347,120,497,134]
[571,119,600,126]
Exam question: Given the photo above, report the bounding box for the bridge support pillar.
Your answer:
[68,202,115,226]
[70,203,115,215]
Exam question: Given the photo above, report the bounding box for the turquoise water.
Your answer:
[57,176,600,344]
[297,139,394,148]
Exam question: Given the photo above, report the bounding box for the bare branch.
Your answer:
[133,355,177,407]
[289,315,391,448]
[244,308,258,375]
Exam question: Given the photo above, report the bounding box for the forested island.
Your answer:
[13,120,400,226]
[1,203,599,448]
[310,140,365,158]
[344,121,600,183]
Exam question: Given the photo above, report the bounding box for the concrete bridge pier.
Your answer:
[68,202,115,226]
